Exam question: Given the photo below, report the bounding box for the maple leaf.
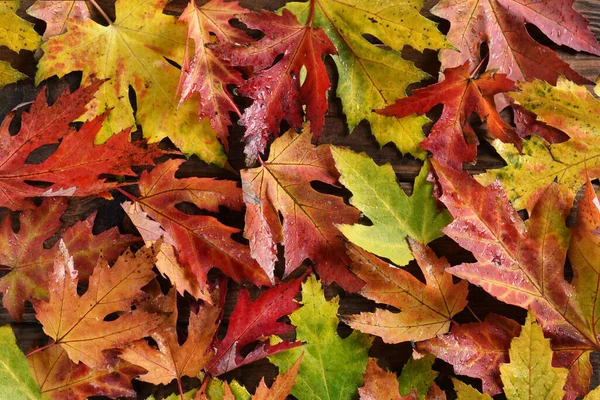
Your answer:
[431,160,600,398]
[28,346,144,400]
[269,274,372,400]
[241,126,361,290]
[123,201,205,301]
[0,325,41,399]
[0,61,27,88]
[378,62,519,169]
[417,313,521,395]
[199,356,302,400]
[177,0,250,152]
[452,379,492,400]
[0,83,164,211]
[206,273,305,376]
[0,0,40,86]
[120,288,220,391]
[220,9,336,163]
[359,359,415,400]
[331,147,450,266]
[397,355,440,400]
[36,0,226,165]
[27,1,90,39]
[343,241,468,343]
[283,0,448,159]
[33,241,165,368]
[500,311,568,400]
[432,0,597,84]
[479,78,600,211]
[128,158,269,292]
[0,198,138,321]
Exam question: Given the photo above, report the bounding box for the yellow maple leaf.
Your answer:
[0,0,40,87]
[36,0,226,166]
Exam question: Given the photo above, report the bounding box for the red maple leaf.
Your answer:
[205,273,306,376]
[220,9,336,164]
[0,82,164,211]
[379,62,518,169]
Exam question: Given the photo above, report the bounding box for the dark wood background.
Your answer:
[1,0,600,398]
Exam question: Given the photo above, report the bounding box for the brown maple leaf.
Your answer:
[126,158,269,292]
[343,240,468,343]
[28,346,144,400]
[27,0,90,39]
[177,0,250,151]
[220,9,337,164]
[120,287,220,390]
[430,159,600,398]
[433,0,597,84]
[0,198,138,321]
[33,240,165,369]
[379,62,518,169]
[241,125,362,290]
[0,82,164,211]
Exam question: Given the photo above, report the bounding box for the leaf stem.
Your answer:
[307,0,316,26]
[26,341,55,358]
[116,187,138,203]
[466,305,482,323]
[177,377,185,400]
[88,0,114,25]
[470,52,490,78]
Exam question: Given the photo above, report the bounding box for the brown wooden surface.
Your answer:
[1,0,600,399]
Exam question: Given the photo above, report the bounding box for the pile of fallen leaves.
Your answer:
[1,0,600,398]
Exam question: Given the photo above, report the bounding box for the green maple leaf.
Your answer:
[331,146,451,266]
[0,326,41,399]
[282,0,448,159]
[269,275,372,400]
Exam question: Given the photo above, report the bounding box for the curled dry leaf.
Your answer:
[33,241,165,369]
[0,198,138,321]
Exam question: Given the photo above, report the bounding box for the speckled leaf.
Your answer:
[269,275,372,400]
[331,147,450,266]
[418,314,521,395]
[0,198,138,321]
[0,325,41,400]
[344,241,468,343]
[379,62,518,169]
[36,0,226,165]
[34,241,165,368]
[433,0,594,84]
[241,126,361,290]
[0,1,40,54]
[499,311,568,400]
[479,79,600,211]
[359,359,409,400]
[283,0,448,159]
[0,61,26,87]
[28,346,144,400]
[27,0,90,38]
